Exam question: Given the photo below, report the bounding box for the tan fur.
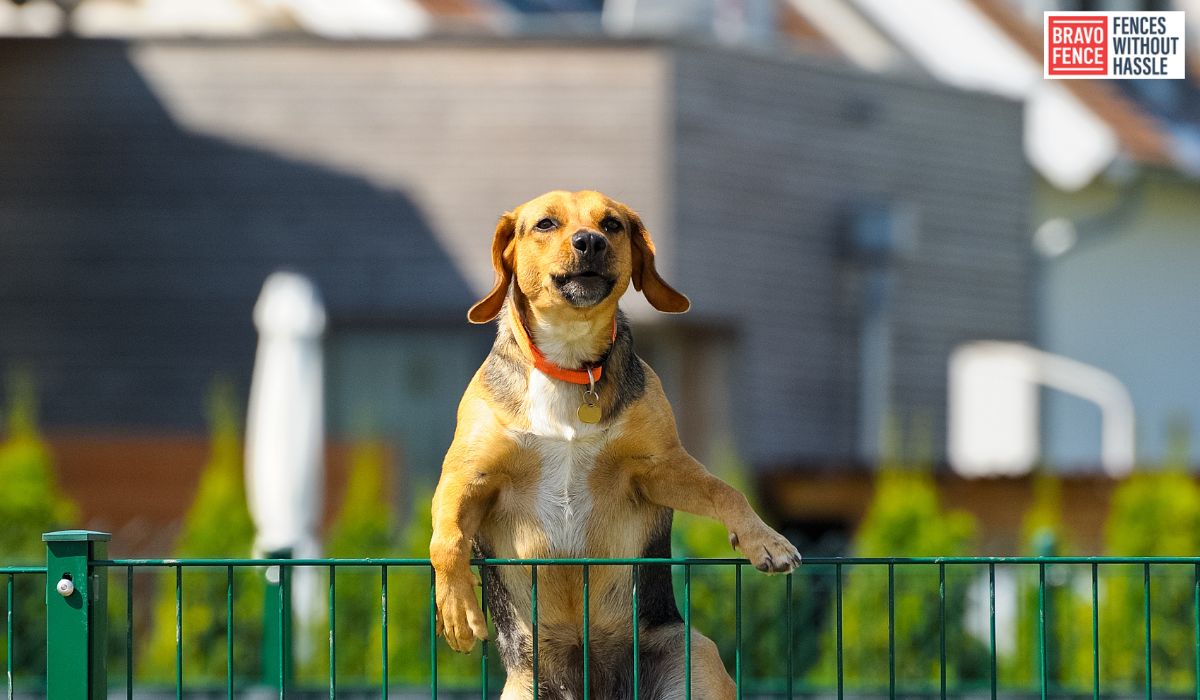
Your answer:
[433,191,799,699]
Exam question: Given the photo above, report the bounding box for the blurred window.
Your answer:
[325,326,492,489]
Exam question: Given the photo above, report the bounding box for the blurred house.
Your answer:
[818,0,1200,472]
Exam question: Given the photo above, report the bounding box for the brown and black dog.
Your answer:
[431,190,801,699]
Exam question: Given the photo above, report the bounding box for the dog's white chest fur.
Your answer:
[522,370,605,554]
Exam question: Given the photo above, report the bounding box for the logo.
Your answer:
[1044,12,1186,79]
[1046,15,1108,76]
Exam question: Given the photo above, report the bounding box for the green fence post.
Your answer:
[261,549,293,692]
[43,530,110,700]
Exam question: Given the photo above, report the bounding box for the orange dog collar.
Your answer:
[509,304,617,386]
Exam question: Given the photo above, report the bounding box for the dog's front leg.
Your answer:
[430,410,514,653]
[633,445,801,573]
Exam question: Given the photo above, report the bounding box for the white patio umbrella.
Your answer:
[244,271,326,674]
[246,270,326,559]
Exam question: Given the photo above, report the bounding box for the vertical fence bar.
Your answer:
[480,565,489,700]
[6,571,12,700]
[328,565,336,700]
[1093,563,1100,700]
[226,566,233,699]
[684,564,692,700]
[1038,563,1047,700]
[631,564,639,699]
[1145,563,1152,700]
[430,567,437,699]
[939,563,946,700]
[836,563,843,700]
[279,565,288,700]
[1194,563,1199,700]
[261,557,290,694]
[44,531,110,700]
[531,564,539,700]
[735,564,742,700]
[888,562,895,700]
[989,563,997,700]
[786,572,793,700]
[381,565,389,700]
[176,564,183,700]
[127,567,134,700]
[583,564,590,700]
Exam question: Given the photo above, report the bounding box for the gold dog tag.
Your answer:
[578,389,601,424]
[578,402,601,424]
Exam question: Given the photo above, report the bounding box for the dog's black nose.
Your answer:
[572,231,607,257]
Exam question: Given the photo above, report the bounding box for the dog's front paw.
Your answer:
[729,525,801,574]
[434,570,488,653]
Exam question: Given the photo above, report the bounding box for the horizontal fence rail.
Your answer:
[4,533,1200,698]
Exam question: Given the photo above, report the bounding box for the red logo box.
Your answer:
[1046,15,1109,76]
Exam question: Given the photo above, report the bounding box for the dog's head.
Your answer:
[467,190,690,324]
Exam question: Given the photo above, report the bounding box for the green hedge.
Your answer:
[811,465,984,687]
[301,441,485,687]
[1086,424,1200,691]
[141,380,262,682]
[0,371,78,680]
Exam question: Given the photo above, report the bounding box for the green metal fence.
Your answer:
[5,531,1200,698]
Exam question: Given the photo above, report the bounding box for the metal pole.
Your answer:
[44,530,111,700]
[260,548,293,691]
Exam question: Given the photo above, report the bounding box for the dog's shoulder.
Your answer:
[477,319,529,422]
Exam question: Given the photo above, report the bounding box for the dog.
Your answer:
[431,190,801,699]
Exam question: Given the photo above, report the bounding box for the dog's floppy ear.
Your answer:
[467,212,518,324]
[627,209,690,314]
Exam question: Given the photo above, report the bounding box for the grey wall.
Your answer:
[671,46,1034,468]
[1038,176,1200,466]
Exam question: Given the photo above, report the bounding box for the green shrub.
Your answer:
[302,440,395,682]
[1082,423,1199,691]
[0,370,78,680]
[374,483,479,687]
[141,379,262,682]
[302,441,481,687]
[0,370,78,560]
[1003,473,1092,690]
[812,421,983,689]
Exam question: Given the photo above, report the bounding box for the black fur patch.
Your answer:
[636,508,683,629]
[480,313,529,417]
[602,311,647,420]
[527,637,682,700]
[473,538,529,673]
[474,510,683,699]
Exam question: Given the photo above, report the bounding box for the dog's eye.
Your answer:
[534,218,557,232]
[599,217,622,234]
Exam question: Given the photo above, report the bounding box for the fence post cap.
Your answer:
[42,530,112,542]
